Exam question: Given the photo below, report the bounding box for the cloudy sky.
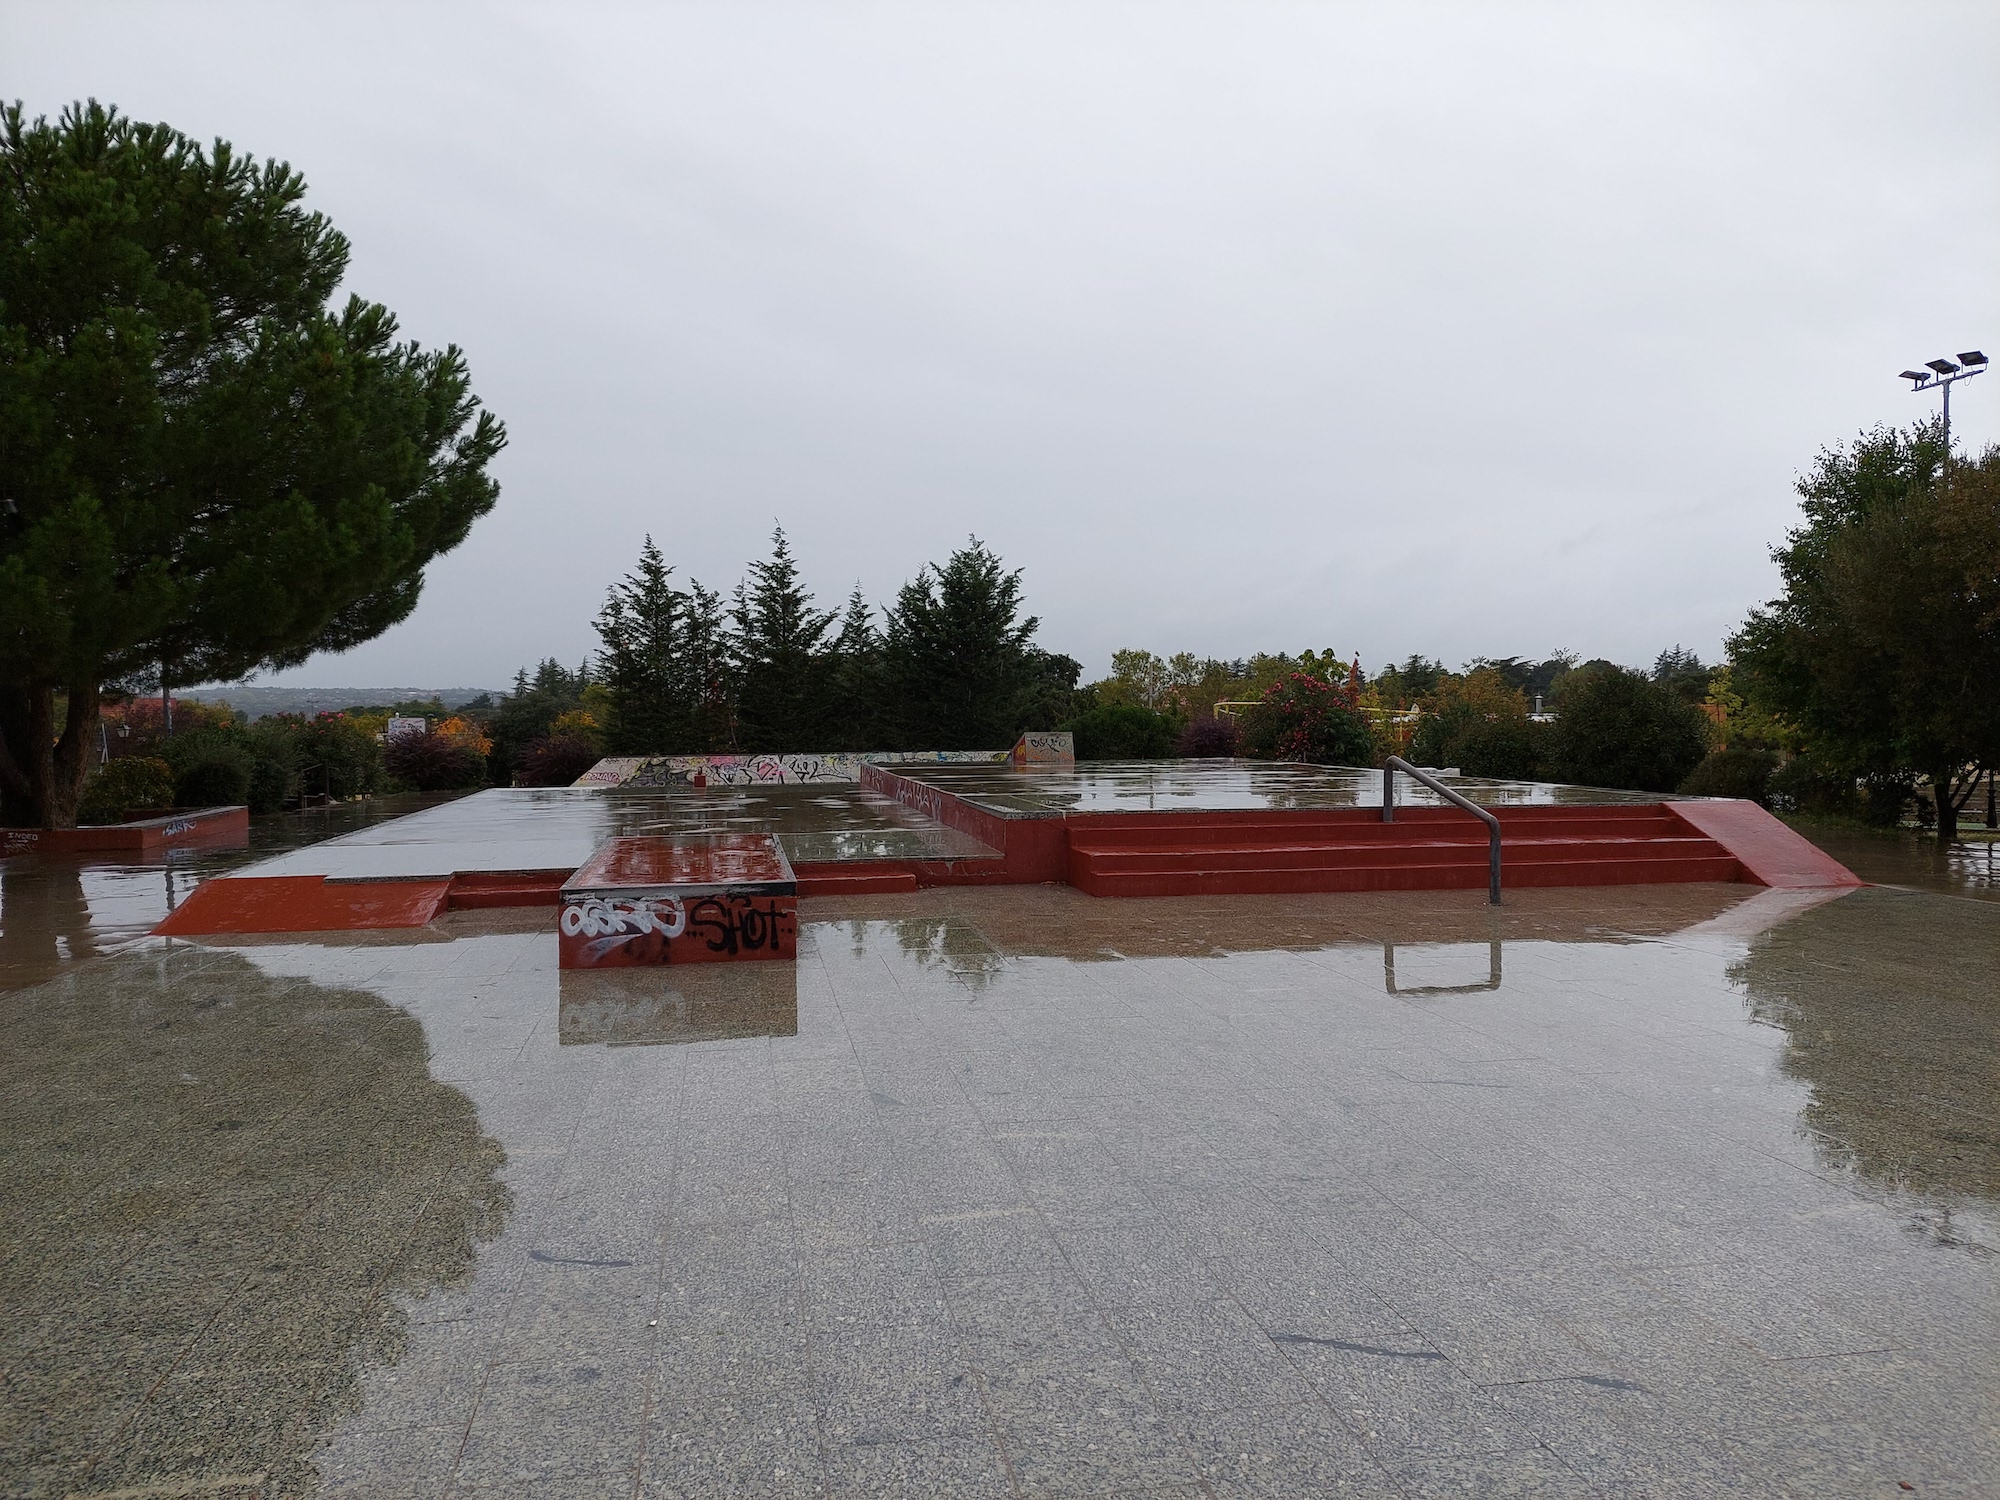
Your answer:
[11,2,1998,689]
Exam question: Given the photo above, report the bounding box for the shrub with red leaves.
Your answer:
[1241,672,1374,766]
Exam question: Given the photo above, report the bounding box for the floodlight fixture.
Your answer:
[1899,344,1987,466]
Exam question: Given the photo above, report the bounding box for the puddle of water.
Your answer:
[0,794,469,993]
[1790,818,2000,903]
[7,852,2000,1493]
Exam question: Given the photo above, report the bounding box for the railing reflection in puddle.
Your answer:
[1382,939,1503,996]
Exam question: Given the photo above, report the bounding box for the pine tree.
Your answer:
[0,103,504,827]
[682,577,736,752]
[828,585,883,750]
[732,528,836,751]
[882,539,1041,750]
[595,537,687,753]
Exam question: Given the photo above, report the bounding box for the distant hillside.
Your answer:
[174,685,507,720]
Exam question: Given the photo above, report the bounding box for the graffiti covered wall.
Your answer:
[572,750,1013,789]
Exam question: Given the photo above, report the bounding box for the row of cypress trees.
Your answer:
[593,529,1080,755]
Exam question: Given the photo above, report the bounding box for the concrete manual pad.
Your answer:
[558,833,797,968]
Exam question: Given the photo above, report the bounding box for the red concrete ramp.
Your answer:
[1663,799,1863,888]
[154,876,451,935]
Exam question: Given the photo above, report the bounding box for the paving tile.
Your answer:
[819,1435,1014,1499]
[1103,1296,1317,1412]
[456,1356,648,1484]
[640,1395,823,1499]
[1173,1397,1391,1496]
[980,1364,1195,1498]
[1281,1339,1537,1461]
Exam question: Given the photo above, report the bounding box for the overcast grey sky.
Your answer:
[10,2,1998,688]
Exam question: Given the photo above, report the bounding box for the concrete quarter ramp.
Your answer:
[1663,799,1864,889]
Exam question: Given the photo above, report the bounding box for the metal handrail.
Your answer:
[1382,755,1501,905]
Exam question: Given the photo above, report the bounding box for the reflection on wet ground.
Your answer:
[1787,818,2000,903]
[0,794,468,994]
[898,758,1669,817]
[1735,886,2000,1229]
[5,878,1998,1496]
[0,945,509,1496]
[239,786,995,882]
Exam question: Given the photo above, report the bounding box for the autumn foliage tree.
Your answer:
[0,101,504,827]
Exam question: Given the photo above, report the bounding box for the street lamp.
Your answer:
[1899,350,1987,464]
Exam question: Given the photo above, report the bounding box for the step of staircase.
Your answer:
[1070,834,1727,877]
[1067,808,1687,850]
[1072,850,1741,898]
[1064,802,1739,897]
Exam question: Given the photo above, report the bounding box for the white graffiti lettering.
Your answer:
[560,895,688,940]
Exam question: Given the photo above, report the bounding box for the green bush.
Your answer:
[1766,754,1858,817]
[285,713,386,799]
[1409,671,1545,780]
[174,745,254,808]
[1857,771,1918,827]
[76,757,176,825]
[243,718,300,813]
[384,729,486,790]
[1063,704,1178,760]
[1241,674,1375,766]
[1551,666,1710,792]
[1677,747,1779,804]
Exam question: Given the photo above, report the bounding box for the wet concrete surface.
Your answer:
[238,787,995,883]
[4,859,1998,1497]
[897,759,1669,818]
[1785,819,2000,904]
[0,794,470,995]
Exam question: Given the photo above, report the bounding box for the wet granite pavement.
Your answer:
[891,759,1671,818]
[2,861,1997,1498]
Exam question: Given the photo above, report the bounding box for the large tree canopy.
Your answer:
[0,101,504,825]
[1730,422,2000,840]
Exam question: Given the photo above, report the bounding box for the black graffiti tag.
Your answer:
[686,895,795,955]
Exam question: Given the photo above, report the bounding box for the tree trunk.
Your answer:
[1934,776,1959,845]
[0,680,101,829]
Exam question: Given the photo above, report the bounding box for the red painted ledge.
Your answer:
[154,875,451,935]
[1664,799,1863,888]
[3,805,249,858]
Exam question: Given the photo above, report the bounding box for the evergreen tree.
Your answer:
[828,585,883,750]
[594,537,687,753]
[0,102,504,827]
[731,528,836,751]
[486,657,587,782]
[681,577,736,752]
[882,539,1042,750]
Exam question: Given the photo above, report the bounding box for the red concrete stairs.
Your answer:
[1065,804,1742,898]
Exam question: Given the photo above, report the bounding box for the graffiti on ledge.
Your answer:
[558,890,797,967]
[576,750,1011,789]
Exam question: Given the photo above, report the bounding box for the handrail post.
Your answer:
[1382,756,1501,905]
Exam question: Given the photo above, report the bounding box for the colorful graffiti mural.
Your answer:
[572,749,1015,789]
[1012,731,1075,765]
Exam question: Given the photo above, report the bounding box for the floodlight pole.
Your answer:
[1901,352,1987,478]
